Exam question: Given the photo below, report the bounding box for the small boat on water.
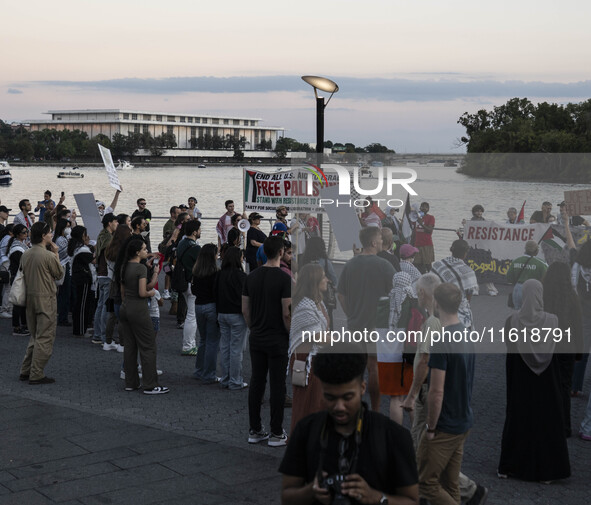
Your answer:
[0,161,10,169]
[57,167,84,179]
[0,169,12,185]
[197,164,206,169]
[360,166,375,178]
[117,160,134,170]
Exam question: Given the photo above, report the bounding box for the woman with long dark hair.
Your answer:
[571,240,591,396]
[543,262,583,436]
[215,246,248,389]
[8,224,30,335]
[104,224,133,347]
[54,218,72,326]
[192,243,220,383]
[68,226,95,337]
[300,236,337,328]
[119,238,168,394]
[289,263,329,433]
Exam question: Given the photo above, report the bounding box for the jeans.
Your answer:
[248,344,289,435]
[0,261,11,313]
[572,312,591,393]
[57,264,71,323]
[194,303,220,382]
[218,313,247,389]
[512,283,523,310]
[181,287,197,351]
[93,278,111,343]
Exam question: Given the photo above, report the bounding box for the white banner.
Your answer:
[464,221,551,282]
[97,144,122,191]
[243,167,338,213]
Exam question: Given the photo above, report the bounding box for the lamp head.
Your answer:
[301,75,339,94]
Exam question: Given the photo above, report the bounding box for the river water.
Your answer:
[1,164,587,260]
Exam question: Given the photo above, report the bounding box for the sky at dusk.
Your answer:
[2,0,591,153]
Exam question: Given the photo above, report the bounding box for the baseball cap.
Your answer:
[249,212,263,221]
[96,200,105,208]
[0,205,11,213]
[400,244,419,259]
[271,222,288,236]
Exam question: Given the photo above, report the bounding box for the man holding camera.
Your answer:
[279,348,418,505]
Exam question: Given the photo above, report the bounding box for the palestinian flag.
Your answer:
[244,170,258,204]
[517,201,526,223]
[542,226,566,250]
[400,194,414,244]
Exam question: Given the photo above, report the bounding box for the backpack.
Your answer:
[171,247,189,293]
[577,271,591,300]
[396,296,426,365]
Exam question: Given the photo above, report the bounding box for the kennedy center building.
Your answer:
[27,109,284,151]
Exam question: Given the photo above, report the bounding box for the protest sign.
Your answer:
[97,144,122,191]
[243,167,338,213]
[564,189,591,216]
[464,221,549,283]
[73,193,102,241]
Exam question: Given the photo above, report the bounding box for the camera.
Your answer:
[322,474,351,505]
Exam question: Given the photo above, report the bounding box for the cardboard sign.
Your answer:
[73,193,102,241]
[98,144,122,191]
[564,189,591,216]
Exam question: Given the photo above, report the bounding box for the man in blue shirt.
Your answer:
[417,282,478,505]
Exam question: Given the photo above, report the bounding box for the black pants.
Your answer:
[557,354,575,437]
[248,344,288,435]
[73,279,93,336]
[177,290,187,324]
[12,304,26,328]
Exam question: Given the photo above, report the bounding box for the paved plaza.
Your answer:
[0,283,589,504]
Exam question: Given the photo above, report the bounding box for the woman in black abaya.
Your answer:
[498,279,570,482]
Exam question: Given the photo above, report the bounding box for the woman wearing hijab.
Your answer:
[498,279,570,482]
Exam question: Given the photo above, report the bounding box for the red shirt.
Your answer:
[414,214,434,247]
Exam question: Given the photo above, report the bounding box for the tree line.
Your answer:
[457,97,591,182]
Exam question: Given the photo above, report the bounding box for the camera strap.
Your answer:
[316,405,365,483]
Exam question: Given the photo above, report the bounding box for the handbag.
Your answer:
[9,267,26,306]
[292,353,308,387]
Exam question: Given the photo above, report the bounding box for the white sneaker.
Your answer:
[268,429,288,447]
[116,344,124,353]
[102,342,118,351]
[162,290,171,300]
[0,311,12,319]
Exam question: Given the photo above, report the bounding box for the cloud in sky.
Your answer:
[28,75,591,102]
[7,88,23,94]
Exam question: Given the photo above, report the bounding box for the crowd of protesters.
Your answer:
[2,186,591,505]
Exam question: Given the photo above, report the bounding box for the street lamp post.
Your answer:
[301,75,339,154]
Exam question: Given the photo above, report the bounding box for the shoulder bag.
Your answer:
[9,266,26,306]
